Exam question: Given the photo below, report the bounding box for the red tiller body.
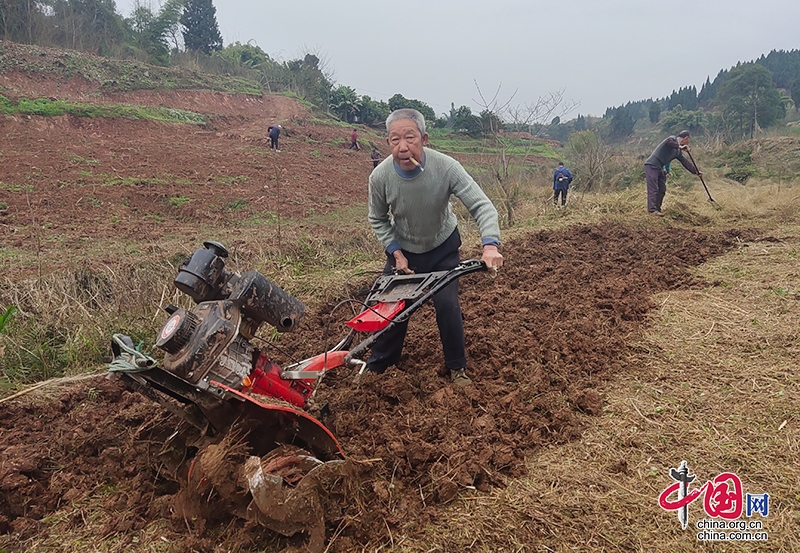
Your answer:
[250,353,314,408]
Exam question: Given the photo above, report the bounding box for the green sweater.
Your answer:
[368,148,501,254]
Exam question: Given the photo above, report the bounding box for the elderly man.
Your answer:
[367,108,503,386]
[644,130,701,215]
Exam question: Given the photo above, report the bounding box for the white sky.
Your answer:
[117,0,800,118]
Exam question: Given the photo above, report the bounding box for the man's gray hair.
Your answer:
[386,108,426,135]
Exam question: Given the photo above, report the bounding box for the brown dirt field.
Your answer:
[1,220,754,551]
[0,68,383,280]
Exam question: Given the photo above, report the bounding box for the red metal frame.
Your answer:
[345,300,405,332]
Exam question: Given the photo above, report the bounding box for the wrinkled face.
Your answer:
[387,118,428,171]
[679,135,691,146]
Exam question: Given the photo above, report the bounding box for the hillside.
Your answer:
[0,42,388,280]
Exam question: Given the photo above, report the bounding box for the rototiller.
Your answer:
[108,240,487,541]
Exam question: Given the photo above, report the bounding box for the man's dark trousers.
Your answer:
[366,229,466,373]
[645,164,667,212]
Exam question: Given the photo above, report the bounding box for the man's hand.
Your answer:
[481,245,504,273]
[679,144,689,151]
[697,170,703,178]
[392,250,414,274]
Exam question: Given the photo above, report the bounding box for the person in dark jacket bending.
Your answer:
[370,147,383,168]
[644,130,701,215]
[552,161,573,207]
[268,124,281,151]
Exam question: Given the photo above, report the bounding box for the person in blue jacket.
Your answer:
[553,161,574,207]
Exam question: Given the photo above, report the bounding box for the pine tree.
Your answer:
[648,101,661,124]
[181,0,223,55]
[609,107,635,139]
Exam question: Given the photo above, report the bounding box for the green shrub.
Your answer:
[724,166,757,183]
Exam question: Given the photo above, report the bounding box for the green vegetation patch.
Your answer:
[712,144,759,183]
[0,305,17,334]
[216,175,250,185]
[103,177,167,187]
[168,195,192,208]
[0,181,32,193]
[0,42,261,95]
[0,95,206,125]
[227,199,248,211]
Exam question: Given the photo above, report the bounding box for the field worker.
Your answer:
[366,108,503,386]
[644,130,700,215]
[349,128,361,150]
[268,124,281,151]
[370,147,382,168]
[552,161,573,207]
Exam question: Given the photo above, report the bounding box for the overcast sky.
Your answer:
[117,0,800,119]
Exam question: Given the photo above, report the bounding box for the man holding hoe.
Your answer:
[644,130,701,215]
[366,108,503,386]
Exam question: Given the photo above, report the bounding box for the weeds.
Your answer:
[168,195,192,208]
[0,42,261,95]
[227,199,248,211]
[0,263,177,386]
[0,94,207,125]
[0,181,32,192]
[0,224,382,388]
[216,175,250,185]
[0,306,17,333]
[65,154,100,165]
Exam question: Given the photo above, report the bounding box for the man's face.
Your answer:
[387,118,428,171]
[679,135,691,146]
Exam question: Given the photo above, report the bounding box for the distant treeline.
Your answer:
[602,49,800,140]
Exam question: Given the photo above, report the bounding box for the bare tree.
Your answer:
[565,130,612,191]
[473,82,578,225]
[1,0,46,44]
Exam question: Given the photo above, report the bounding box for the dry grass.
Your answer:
[0,372,105,404]
[402,226,800,552]
[0,219,381,388]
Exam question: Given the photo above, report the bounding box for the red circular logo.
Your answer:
[161,314,181,340]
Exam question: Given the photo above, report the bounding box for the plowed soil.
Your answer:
[0,222,748,551]
[0,52,752,552]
